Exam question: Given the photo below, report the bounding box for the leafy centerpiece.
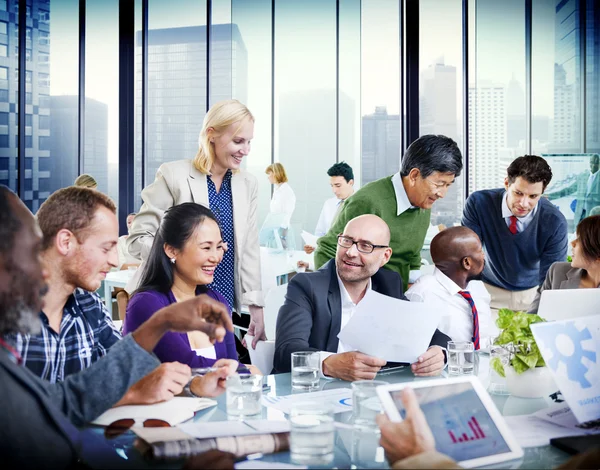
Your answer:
[490,309,547,377]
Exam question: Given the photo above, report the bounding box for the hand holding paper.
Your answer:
[337,291,441,363]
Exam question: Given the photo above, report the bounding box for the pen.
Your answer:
[191,367,218,376]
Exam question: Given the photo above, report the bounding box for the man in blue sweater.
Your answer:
[462,155,568,312]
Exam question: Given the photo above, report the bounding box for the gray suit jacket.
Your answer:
[0,334,159,468]
[528,262,584,313]
[126,159,263,309]
[273,260,451,373]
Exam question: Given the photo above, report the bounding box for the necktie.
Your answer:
[508,215,518,234]
[458,290,480,350]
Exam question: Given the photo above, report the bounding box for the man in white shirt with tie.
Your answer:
[305,162,355,254]
[406,226,497,350]
[575,154,600,224]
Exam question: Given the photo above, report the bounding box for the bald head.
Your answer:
[430,226,485,287]
[343,214,391,246]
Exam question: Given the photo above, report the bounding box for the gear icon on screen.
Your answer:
[539,322,596,389]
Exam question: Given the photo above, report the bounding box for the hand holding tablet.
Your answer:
[376,377,524,468]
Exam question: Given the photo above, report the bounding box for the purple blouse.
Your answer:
[123,288,237,367]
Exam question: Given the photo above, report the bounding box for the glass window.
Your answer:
[470,0,526,192]
[231,0,272,225]
[0,21,7,35]
[0,44,7,56]
[86,0,118,203]
[274,0,337,240]
[419,0,465,262]
[0,112,7,125]
[361,0,401,185]
[145,0,207,189]
[39,30,50,46]
[0,66,7,80]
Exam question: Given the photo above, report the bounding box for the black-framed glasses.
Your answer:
[337,234,388,254]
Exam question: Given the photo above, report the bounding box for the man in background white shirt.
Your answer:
[406,226,497,350]
[575,154,600,224]
[305,162,355,254]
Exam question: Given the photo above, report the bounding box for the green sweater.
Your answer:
[314,176,431,291]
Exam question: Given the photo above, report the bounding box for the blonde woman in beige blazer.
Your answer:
[127,100,266,347]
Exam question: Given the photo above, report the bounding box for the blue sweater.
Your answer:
[462,188,568,291]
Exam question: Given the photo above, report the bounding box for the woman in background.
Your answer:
[74,173,97,189]
[529,215,600,313]
[124,203,237,366]
[127,99,265,349]
[265,162,296,249]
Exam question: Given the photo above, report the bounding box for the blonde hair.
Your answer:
[265,162,288,184]
[193,99,255,174]
[74,173,98,189]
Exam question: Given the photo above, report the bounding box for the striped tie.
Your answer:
[458,290,480,350]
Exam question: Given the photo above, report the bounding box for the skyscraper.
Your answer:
[361,106,400,185]
[137,24,248,188]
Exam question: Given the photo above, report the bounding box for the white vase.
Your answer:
[505,366,557,398]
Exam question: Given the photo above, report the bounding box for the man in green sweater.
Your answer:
[315,135,463,290]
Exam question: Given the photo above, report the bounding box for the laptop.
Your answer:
[537,289,600,321]
[531,315,600,452]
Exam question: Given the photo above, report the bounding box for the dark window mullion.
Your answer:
[79,0,85,176]
[17,0,26,199]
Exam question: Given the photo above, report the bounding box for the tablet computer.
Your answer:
[376,377,524,468]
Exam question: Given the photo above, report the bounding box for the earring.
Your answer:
[170,258,176,264]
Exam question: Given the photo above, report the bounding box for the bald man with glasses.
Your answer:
[273,214,450,381]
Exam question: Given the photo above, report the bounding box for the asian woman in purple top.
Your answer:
[123,203,237,367]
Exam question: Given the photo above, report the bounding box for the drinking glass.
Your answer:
[351,427,387,469]
[226,374,263,418]
[291,351,319,390]
[488,343,510,395]
[447,341,475,375]
[351,380,386,428]
[290,402,335,465]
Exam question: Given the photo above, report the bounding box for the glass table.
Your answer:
[89,356,571,469]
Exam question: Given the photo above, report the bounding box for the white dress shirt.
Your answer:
[117,235,139,269]
[391,172,422,283]
[405,268,497,349]
[587,171,598,194]
[501,191,538,233]
[314,196,344,237]
[270,182,296,229]
[318,276,372,377]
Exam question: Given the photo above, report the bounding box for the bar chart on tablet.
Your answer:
[448,416,486,443]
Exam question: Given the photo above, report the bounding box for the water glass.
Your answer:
[290,403,335,465]
[488,343,510,395]
[352,427,387,469]
[291,351,320,390]
[351,380,386,428]
[447,341,475,375]
[226,374,263,418]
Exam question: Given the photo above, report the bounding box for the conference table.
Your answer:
[87,354,571,469]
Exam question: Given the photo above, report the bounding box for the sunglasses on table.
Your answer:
[104,418,171,439]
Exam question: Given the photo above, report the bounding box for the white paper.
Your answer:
[503,414,586,448]
[236,461,306,470]
[337,291,441,363]
[531,316,600,424]
[533,403,600,433]
[92,397,217,426]
[301,230,318,247]
[261,388,352,414]
[178,419,290,440]
[132,426,194,443]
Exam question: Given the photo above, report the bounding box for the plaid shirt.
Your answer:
[8,289,121,383]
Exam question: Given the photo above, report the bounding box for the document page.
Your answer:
[337,291,440,363]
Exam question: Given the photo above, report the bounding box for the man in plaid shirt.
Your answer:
[7,186,191,405]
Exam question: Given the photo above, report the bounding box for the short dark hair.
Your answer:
[0,186,21,256]
[135,203,221,295]
[327,162,354,182]
[576,215,600,262]
[37,186,117,250]
[400,135,463,178]
[506,155,553,190]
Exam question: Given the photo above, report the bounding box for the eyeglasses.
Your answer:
[104,418,170,439]
[337,235,388,254]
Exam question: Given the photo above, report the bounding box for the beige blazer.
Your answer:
[126,159,264,309]
[528,262,584,313]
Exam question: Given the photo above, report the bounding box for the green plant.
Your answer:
[490,309,547,377]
